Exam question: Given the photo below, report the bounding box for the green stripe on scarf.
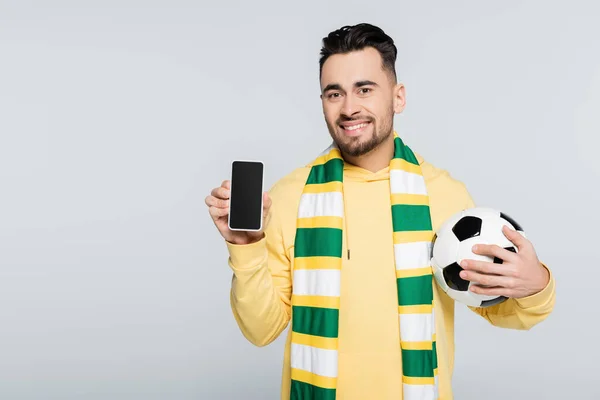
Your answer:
[391,204,434,231]
[292,306,339,338]
[393,137,419,164]
[402,349,436,377]
[306,158,344,184]
[291,380,336,400]
[397,275,434,306]
[294,228,343,258]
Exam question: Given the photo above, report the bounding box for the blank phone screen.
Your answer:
[229,161,264,230]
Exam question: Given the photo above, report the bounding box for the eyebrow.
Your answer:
[322,80,379,94]
[355,80,378,88]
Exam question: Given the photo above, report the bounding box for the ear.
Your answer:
[393,82,406,114]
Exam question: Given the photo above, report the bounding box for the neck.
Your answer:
[342,132,395,172]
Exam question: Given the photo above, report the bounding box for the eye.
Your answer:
[359,88,372,94]
[327,92,341,99]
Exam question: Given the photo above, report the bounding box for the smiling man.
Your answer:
[320,47,398,169]
[206,23,555,400]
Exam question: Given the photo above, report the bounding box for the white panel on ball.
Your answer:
[431,228,461,270]
[480,216,516,251]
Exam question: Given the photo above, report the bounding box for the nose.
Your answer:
[341,94,361,117]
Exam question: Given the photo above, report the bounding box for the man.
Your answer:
[206,23,555,400]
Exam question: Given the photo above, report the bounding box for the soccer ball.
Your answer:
[431,207,525,308]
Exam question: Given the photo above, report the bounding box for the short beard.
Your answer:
[326,109,394,157]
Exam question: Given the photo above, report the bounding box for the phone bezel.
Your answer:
[227,159,264,232]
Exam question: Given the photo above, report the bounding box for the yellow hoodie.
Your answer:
[225,153,555,400]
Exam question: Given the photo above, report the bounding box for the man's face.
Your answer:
[320,47,403,157]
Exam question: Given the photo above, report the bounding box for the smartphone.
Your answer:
[228,160,264,232]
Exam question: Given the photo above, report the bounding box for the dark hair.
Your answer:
[319,23,398,81]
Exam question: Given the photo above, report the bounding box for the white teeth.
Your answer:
[345,123,368,131]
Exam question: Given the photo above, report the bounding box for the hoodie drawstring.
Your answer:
[343,179,350,260]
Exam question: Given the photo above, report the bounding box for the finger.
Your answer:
[472,243,519,264]
[469,285,513,297]
[222,180,231,189]
[211,186,230,200]
[460,259,513,276]
[502,225,528,250]
[459,270,514,288]
[205,196,229,209]
[263,192,272,210]
[208,206,229,219]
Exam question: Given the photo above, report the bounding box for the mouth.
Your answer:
[339,120,372,137]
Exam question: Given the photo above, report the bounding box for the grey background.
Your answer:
[1,1,598,399]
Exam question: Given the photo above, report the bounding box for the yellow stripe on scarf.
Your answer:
[291,368,337,390]
[292,294,340,309]
[391,193,430,206]
[302,181,344,194]
[390,158,422,174]
[311,148,343,166]
[403,376,436,385]
[398,304,434,314]
[296,216,343,229]
[396,267,433,279]
[400,340,434,351]
[291,331,338,350]
[293,256,341,270]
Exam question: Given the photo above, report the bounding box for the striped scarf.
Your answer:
[290,132,439,400]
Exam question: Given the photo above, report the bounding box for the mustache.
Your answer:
[336,115,374,125]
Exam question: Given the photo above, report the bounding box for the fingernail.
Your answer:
[460,271,467,278]
[460,259,467,267]
[472,245,478,252]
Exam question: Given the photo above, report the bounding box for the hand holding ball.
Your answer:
[431,207,549,308]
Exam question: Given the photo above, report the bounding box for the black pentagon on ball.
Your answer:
[500,212,523,231]
[493,246,516,264]
[443,262,470,291]
[452,216,482,241]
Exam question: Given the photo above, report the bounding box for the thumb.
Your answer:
[263,192,272,211]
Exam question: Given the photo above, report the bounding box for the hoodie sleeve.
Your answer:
[460,184,556,330]
[226,191,292,347]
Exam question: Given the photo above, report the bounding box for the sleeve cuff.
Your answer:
[514,262,555,309]
[226,236,268,273]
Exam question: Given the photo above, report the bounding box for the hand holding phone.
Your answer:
[205,161,271,245]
